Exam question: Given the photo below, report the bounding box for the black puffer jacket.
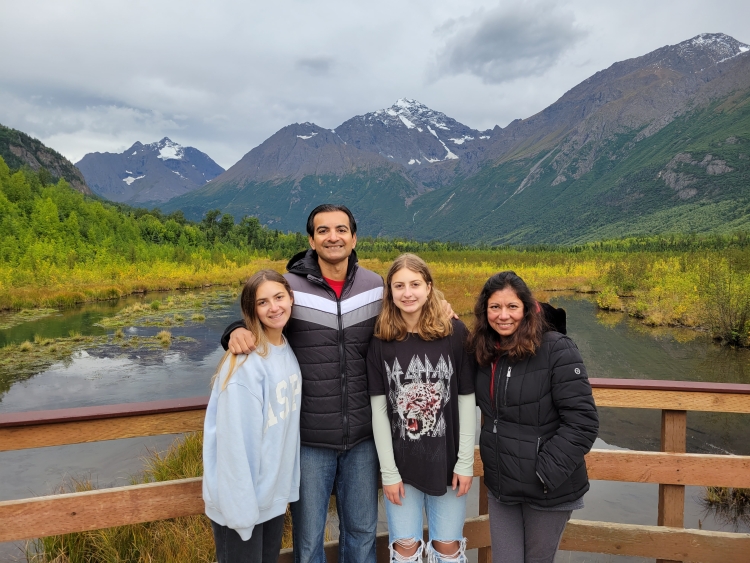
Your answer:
[221,250,383,451]
[476,331,598,506]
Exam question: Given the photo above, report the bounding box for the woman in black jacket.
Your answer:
[468,271,598,563]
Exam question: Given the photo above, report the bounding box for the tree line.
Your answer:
[3,154,750,274]
[0,156,308,273]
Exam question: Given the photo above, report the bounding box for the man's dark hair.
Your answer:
[306,204,357,236]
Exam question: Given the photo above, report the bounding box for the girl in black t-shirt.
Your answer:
[367,253,476,563]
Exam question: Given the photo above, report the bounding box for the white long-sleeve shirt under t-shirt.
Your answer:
[202,339,301,541]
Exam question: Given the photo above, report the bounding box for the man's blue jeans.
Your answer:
[290,439,379,563]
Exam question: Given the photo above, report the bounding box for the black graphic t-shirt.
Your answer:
[367,319,475,496]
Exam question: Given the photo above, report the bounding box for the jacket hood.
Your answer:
[286,248,360,280]
[540,302,566,335]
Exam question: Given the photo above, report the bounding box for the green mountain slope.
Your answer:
[161,167,418,235]
[406,92,750,244]
[0,124,91,195]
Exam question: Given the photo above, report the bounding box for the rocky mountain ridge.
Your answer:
[159,33,750,243]
[75,138,224,205]
[0,123,91,194]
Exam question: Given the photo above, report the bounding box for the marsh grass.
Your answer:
[27,434,216,563]
[702,486,750,531]
[33,334,54,346]
[0,308,58,330]
[96,291,235,329]
[7,248,750,345]
[0,259,283,313]
[27,433,297,562]
[156,330,172,347]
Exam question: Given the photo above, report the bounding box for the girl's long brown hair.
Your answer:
[211,269,293,390]
[468,271,546,366]
[374,253,452,342]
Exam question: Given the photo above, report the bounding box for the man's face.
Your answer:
[309,211,357,267]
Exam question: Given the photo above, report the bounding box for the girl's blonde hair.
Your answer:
[374,253,452,342]
[211,269,293,390]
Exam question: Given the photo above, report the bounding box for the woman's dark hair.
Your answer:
[468,271,546,366]
[306,204,357,236]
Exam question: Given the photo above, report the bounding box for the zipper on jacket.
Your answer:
[537,438,548,494]
[502,366,511,407]
[337,297,349,450]
[492,360,502,433]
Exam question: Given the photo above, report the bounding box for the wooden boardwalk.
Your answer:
[2,379,750,562]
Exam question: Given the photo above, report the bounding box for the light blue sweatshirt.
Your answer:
[202,339,301,541]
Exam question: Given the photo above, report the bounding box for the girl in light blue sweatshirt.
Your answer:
[203,270,301,563]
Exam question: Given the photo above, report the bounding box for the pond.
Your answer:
[1,291,749,562]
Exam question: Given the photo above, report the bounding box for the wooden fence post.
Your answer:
[657,409,686,563]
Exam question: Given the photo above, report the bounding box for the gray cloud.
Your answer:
[297,57,334,75]
[434,1,587,84]
[0,0,748,167]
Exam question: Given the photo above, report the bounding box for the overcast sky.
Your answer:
[1,0,748,169]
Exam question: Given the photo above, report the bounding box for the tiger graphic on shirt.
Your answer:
[385,354,453,439]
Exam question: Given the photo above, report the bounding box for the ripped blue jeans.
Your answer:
[384,484,467,563]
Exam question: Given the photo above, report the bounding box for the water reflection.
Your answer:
[553,296,750,457]
[555,295,750,385]
[0,291,240,412]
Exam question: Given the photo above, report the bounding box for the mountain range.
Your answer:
[76,138,224,205]
[154,33,750,244]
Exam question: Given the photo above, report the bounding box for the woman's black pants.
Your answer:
[210,514,285,563]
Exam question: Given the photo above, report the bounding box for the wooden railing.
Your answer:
[2,379,750,562]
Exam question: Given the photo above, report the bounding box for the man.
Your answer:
[222,204,382,563]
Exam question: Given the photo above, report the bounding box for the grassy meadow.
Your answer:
[4,155,750,344]
[360,239,750,346]
[6,246,747,339]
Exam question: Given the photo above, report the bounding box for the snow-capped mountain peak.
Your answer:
[76,138,224,205]
[334,99,493,169]
[686,33,749,55]
[664,33,750,69]
[148,137,185,161]
[368,98,456,132]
